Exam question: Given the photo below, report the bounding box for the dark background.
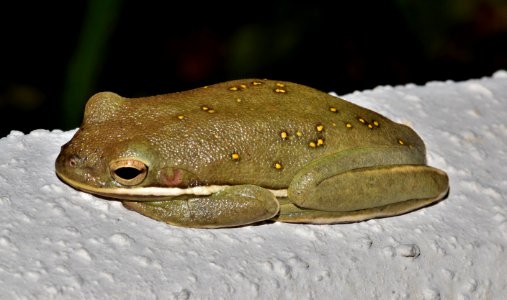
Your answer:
[1,0,506,137]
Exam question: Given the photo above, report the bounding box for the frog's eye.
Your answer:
[109,159,148,186]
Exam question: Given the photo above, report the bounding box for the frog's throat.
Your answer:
[57,172,288,200]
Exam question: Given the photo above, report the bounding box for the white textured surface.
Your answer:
[1,72,506,299]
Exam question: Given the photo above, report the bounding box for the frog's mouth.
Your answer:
[56,171,288,201]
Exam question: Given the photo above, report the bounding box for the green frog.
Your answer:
[55,79,449,228]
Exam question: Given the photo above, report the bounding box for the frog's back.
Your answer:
[97,79,426,188]
[141,78,425,148]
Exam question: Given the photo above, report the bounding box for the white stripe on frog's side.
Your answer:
[101,186,289,198]
[57,173,288,200]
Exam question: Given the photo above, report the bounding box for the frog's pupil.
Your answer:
[115,167,142,180]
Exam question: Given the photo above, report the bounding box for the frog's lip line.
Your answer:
[57,172,288,199]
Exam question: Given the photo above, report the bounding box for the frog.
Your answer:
[55,79,449,228]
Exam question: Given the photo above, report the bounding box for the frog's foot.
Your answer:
[275,189,448,224]
[122,185,279,228]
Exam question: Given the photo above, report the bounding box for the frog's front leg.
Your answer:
[122,185,279,228]
[285,146,449,222]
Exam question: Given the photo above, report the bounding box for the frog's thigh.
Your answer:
[288,146,449,212]
[122,185,279,228]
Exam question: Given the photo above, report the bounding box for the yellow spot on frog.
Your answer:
[329,107,337,112]
[280,131,288,140]
[309,141,317,148]
[229,87,239,91]
[398,139,405,145]
[231,153,240,161]
[346,123,353,128]
[358,117,365,123]
[203,86,208,89]
[274,88,287,93]
[296,131,303,137]
[240,84,247,89]
[236,98,242,102]
[200,106,215,113]
[177,115,185,120]
[274,162,283,170]
[317,138,324,146]
[373,120,379,127]
[316,124,324,132]
[276,83,285,87]
[368,124,373,129]
[252,81,263,86]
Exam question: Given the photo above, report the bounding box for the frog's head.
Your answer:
[55,92,199,201]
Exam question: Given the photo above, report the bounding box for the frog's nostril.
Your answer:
[67,154,81,168]
[69,158,77,167]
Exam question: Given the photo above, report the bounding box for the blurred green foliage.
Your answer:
[1,0,506,136]
[62,0,122,128]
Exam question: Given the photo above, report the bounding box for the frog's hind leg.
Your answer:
[285,146,449,222]
[122,185,279,228]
